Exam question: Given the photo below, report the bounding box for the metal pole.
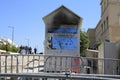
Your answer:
[26,39,29,47]
[8,26,14,45]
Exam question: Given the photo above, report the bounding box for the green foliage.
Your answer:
[96,41,102,47]
[0,44,6,50]
[9,45,20,52]
[80,30,89,56]
[0,44,20,52]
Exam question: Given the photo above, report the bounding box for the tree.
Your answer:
[96,41,102,49]
[0,44,6,51]
[80,30,89,56]
[9,45,20,52]
[0,43,20,53]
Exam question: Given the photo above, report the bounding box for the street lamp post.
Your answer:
[25,38,30,54]
[26,38,29,47]
[8,26,14,45]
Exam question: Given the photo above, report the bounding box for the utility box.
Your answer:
[43,5,82,72]
[98,41,118,74]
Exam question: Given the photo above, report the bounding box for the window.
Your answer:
[101,6,103,15]
[119,16,120,26]
[105,0,108,7]
[104,21,106,30]
[106,17,108,28]
[101,24,104,32]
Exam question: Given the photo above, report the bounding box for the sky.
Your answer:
[0,0,101,53]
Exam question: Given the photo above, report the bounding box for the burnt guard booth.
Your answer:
[43,5,82,73]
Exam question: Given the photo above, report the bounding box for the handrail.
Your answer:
[0,73,120,80]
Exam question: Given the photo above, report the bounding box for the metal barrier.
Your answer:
[0,73,120,80]
[0,54,44,73]
[0,54,120,79]
[0,54,120,74]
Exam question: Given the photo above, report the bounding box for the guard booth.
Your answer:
[43,5,82,73]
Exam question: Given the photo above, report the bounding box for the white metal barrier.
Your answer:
[0,54,120,80]
[0,54,120,74]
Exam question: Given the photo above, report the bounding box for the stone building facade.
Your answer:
[87,0,120,75]
[88,0,120,49]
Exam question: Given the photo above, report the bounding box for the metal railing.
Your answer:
[0,73,120,80]
[0,54,120,74]
[0,54,120,79]
[0,54,44,73]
